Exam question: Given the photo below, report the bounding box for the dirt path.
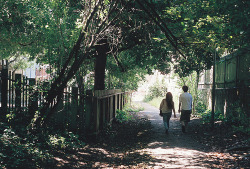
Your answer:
[137,102,210,168]
[52,102,248,168]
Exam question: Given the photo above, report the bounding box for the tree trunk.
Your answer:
[94,39,109,90]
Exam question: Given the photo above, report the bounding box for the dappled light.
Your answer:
[42,102,249,168]
[140,147,210,168]
[0,0,249,168]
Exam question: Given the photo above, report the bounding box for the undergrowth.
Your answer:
[0,122,86,169]
[198,101,249,135]
[115,103,144,123]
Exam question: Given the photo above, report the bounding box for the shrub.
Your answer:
[47,131,85,149]
[225,101,249,134]
[195,101,207,114]
[115,109,132,123]
[143,82,167,102]
[0,122,86,169]
[115,103,144,123]
[201,110,225,124]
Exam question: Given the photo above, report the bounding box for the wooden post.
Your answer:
[99,99,104,130]
[15,74,22,112]
[211,50,216,130]
[113,95,117,118]
[109,96,113,122]
[85,90,93,132]
[117,94,120,110]
[43,82,50,104]
[28,78,38,115]
[105,97,109,124]
[93,97,100,134]
[78,86,85,138]
[1,69,8,116]
[121,93,124,109]
[72,87,78,130]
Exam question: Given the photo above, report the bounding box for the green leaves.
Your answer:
[1,0,249,91]
[157,0,250,77]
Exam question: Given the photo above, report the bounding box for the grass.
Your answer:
[147,97,164,109]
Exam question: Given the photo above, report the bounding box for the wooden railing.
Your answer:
[85,89,128,135]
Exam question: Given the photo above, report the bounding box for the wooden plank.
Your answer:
[1,69,8,115]
[15,74,22,112]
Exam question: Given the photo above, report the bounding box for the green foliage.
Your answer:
[105,68,147,91]
[199,101,249,135]
[47,131,85,149]
[200,110,225,124]
[123,103,144,112]
[0,127,51,168]
[115,109,132,123]
[232,125,250,136]
[6,111,15,123]
[164,0,250,77]
[143,80,167,102]
[115,103,143,123]
[176,71,197,96]
[0,122,85,169]
[195,101,207,114]
[224,101,250,135]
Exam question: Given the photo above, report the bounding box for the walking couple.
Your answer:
[159,85,192,134]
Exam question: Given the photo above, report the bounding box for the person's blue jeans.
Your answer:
[163,113,172,130]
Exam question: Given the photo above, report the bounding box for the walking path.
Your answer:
[137,102,211,168]
[52,102,245,168]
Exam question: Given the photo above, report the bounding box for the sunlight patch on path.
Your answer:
[138,102,210,168]
[138,146,209,168]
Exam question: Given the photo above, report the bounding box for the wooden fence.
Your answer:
[0,69,38,115]
[85,89,128,135]
[0,68,82,124]
[198,49,249,116]
[0,67,128,136]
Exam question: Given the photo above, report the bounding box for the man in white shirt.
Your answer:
[178,86,193,133]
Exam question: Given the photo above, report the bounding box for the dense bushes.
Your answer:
[0,121,86,169]
[197,101,249,135]
[225,102,250,134]
[200,110,224,123]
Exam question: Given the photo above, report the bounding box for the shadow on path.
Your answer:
[53,102,218,169]
[137,101,212,168]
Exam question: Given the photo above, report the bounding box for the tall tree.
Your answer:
[2,0,249,128]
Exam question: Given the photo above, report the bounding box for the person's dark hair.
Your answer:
[166,92,173,109]
[182,86,188,92]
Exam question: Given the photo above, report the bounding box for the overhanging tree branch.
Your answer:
[135,0,186,59]
[33,1,103,127]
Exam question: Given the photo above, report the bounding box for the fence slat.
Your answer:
[85,90,128,136]
[1,69,8,116]
[15,74,22,112]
